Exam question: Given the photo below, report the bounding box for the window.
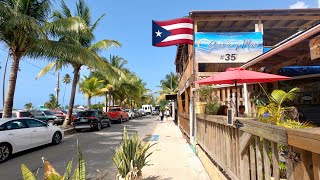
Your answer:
[19,111,32,117]
[26,119,46,128]
[4,120,28,130]
[109,108,121,112]
[43,111,54,116]
[77,111,95,117]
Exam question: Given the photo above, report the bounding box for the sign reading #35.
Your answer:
[194,32,263,63]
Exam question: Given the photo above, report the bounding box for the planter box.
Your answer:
[196,102,206,114]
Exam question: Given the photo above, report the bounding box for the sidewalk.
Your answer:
[143,117,210,180]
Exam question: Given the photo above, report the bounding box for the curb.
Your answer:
[63,128,76,135]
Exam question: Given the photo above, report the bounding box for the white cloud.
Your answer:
[289,1,309,9]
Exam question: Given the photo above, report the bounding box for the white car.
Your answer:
[0,118,64,163]
[124,109,135,119]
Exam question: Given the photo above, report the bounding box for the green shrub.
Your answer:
[113,127,155,178]
[205,102,220,115]
[21,142,86,180]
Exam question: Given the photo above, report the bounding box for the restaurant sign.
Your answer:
[194,32,263,63]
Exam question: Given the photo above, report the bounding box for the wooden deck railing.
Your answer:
[196,114,320,180]
[179,113,190,137]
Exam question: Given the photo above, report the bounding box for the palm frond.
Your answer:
[88,39,121,52]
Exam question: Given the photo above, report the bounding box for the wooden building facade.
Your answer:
[175,9,320,179]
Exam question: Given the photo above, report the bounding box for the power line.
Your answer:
[21,59,56,76]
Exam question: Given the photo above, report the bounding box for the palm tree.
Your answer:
[24,102,33,110]
[36,0,121,125]
[257,87,300,124]
[157,72,179,103]
[62,74,71,109]
[79,76,112,108]
[0,0,99,117]
[44,93,59,109]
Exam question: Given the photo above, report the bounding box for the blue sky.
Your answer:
[0,0,318,109]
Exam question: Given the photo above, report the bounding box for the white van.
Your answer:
[142,105,152,115]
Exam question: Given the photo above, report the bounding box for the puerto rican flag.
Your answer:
[152,18,194,47]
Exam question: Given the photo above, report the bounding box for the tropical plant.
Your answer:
[257,87,300,124]
[62,74,72,108]
[0,0,96,118]
[78,76,112,108]
[44,93,59,109]
[21,143,86,180]
[205,101,220,115]
[156,72,178,103]
[113,127,155,179]
[24,102,33,110]
[36,0,121,126]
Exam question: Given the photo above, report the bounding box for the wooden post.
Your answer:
[255,137,263,180]
[263,139,271,180]
[271,142,280,180]
[240,131,250,179]
[313,153,320,180]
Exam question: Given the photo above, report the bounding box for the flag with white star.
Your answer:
[152,18,194,47]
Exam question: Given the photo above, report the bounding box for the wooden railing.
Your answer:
[196,114,320,180]
[179,113,190,137]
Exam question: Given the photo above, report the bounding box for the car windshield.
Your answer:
[43,111,54,115]
[109,108,121,112]
[77,111,95,117]
[20,111,31,117]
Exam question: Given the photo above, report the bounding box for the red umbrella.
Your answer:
[195,67,290,116]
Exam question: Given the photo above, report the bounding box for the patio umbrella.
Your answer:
[195,67,290,116]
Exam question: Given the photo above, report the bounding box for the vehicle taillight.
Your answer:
[87,116,96,120]
[18,112,21,118]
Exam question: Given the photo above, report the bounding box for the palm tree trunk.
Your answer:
[2,51,10,109]
[88,96,91,109]
[106,92,109,110]
[63,65,81,126]
[3,54,20,118]
[62,84,67,109]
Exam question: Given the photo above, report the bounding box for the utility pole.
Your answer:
[56,72,60,107]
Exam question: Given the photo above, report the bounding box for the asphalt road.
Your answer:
[0,115,159,180]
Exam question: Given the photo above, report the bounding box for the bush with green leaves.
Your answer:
[21,143,86,180]
[113,127,155,179]
[205,101,220,115]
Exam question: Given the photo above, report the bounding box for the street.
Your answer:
[0,115,159,180]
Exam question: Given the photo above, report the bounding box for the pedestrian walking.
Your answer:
[160,110,164,121]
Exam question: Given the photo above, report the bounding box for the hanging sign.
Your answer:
[194,32,263,63]
[310,35,320,60]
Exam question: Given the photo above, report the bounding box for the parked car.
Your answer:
[106,106,129,123]
[0,118,63,163]
[73,110,110,132]
[133,109,141,118]
[0,110,34,118]
[50,110,77,122]
[139,109,146,116]
[30,110,64,125]
[124,109,135,119]
[152,109,160,115]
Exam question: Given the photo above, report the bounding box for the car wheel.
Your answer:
[96,122,102,131]
[52,132,61,145]
[0,143,11,163]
